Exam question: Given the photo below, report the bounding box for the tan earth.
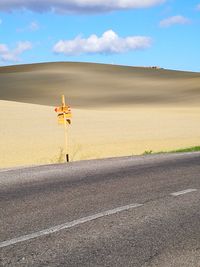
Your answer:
[0,62,200,168]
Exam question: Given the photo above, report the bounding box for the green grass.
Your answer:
[169,146,200,153]
[143,150,153,155]
[142,146,200,155]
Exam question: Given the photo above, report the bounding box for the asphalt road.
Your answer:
[0,153,200,266]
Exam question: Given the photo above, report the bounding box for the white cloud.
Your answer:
[159,15,190,27]
[0,0,165,14]
[29,21,39,31]
[0,19,2,25]
[0,44,8,54]
[17,21,40,32]
[0,41,32,62]
[53,30,152,56]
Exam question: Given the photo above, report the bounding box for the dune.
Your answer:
[0,62,200,168]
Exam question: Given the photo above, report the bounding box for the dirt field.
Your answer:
[0,62,200,168]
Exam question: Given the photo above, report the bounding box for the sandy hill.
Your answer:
[0,62,200,168]
[0,62,200,107]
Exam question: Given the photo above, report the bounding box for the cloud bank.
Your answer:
[160,15,190,27]
[0,41,32,62]
[0,0,165,14]
[53,30,152,56]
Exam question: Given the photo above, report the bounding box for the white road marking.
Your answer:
[171,189,197,196]
[0,203,143,249]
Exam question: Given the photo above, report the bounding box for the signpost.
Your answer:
[55,95,72,162]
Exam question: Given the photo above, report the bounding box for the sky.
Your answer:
[0,0,200,72]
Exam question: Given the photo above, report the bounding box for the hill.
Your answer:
[0,62,200,168]
[0,62,200,107]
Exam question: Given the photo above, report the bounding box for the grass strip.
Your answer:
[142,146,200,155]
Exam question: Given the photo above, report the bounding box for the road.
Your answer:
[0,153,200,266]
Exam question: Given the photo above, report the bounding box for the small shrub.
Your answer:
[143,150,153,155]
[50,147,65,164]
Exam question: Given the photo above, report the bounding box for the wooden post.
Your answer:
[62,95,69,162]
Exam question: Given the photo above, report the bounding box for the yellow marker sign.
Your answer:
[57,114,72,124]
[57,112,72,124]
[58,119,71,125]
[54,95,72,162]
[55,106,71,113]
[57,113,72,119]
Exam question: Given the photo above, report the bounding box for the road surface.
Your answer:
[0,153,200,266]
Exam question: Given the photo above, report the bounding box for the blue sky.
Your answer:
[0,0,200,71]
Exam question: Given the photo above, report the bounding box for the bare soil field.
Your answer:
[0,62,200,168]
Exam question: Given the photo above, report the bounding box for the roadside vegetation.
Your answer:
[142,146,200,155]
[50,147,65,164]
[169,146,200,153]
